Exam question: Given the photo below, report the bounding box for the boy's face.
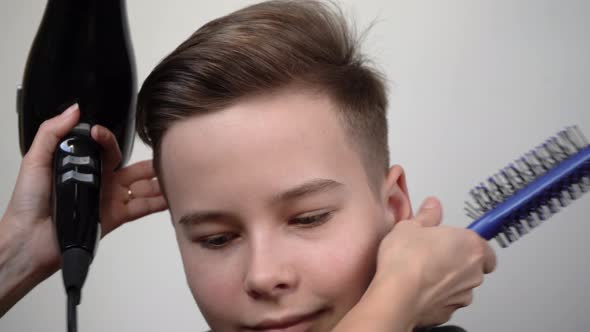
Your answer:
[160,87,407,331]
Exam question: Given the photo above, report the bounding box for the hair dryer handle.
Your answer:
[52,122,102,259]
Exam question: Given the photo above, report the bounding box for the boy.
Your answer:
[0,1,495,331]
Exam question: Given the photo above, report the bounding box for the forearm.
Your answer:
[332,279,417,332]
[0,218,55,317]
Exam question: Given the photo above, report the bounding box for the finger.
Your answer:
[116,160,156,187]
[446,290,474,309]
[129,178,162,198]
[414,196,443,227]
[482,241,497,274]
[91,124,122,172]
[23,103,80,168]
[422,307,455,327]
[125,196,168,222]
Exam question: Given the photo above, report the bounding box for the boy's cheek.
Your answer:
[182,250,245,325]
[312,221,383,296]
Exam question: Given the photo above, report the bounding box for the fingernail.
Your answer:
[421,197,438,209]
[62,103,78,116]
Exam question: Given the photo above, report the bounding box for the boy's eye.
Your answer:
[195,211,334,249]
[291,211,333,227]
[197,233,238,249]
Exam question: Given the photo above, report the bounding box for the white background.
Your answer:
[1,0,589,331]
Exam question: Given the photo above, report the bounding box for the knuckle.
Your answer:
[113,149,123,162]
[143,159,153,169]
[106,130,117,143]
[489,245,497,260]
[151,179,161,194]
[474,245,485,261]
[465,231,485,253]
[436,311,453,325]
[100,126,110,137]
[21,153,35,167]
[39,120,52,132]
[474,274,484,287]
[21,151,43,169]
[466,229,483,244]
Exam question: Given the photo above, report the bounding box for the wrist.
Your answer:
[365,274,420,329]
[0,215,59,283]
[332,275,419,332]
[0,217,42,316]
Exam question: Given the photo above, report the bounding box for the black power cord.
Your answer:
[67,288,79,332]
[62,248,91,332]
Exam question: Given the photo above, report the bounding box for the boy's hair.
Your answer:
[136,0,390,192]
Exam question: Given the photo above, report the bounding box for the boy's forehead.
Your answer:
[160,88,349,164]
[159,88,369,211]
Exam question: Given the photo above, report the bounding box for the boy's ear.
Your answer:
[381,165,413,225]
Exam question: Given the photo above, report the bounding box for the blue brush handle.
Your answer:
[467,146,590,240]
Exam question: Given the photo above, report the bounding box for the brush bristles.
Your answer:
[465,126,589,248]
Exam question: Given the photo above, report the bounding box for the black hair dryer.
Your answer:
[16,0,136,330]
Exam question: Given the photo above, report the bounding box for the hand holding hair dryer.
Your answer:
[17,1,136,331]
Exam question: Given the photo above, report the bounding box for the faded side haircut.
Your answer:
[136,0,390,193]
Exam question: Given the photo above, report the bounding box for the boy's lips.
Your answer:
[244,308,328,331]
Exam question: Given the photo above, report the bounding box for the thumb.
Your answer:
[91,125,122,172]
[414,196,443,227]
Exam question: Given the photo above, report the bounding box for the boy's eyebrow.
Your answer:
[272,178,345,204]
[178,211,234,227]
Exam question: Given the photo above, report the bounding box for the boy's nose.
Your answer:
[243,242,299,300]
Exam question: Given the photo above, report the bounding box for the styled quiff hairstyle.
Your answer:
[136,0,390,191]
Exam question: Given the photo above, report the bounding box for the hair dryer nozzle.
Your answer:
[18,0,137,168]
